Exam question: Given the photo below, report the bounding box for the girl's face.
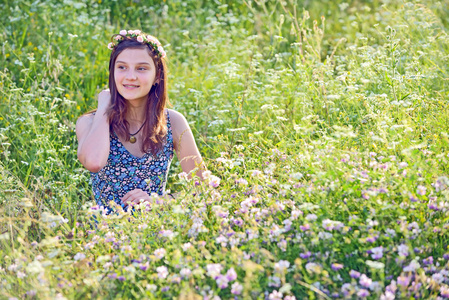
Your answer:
[114,48,157,103]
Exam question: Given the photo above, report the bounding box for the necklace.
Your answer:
[129,121,145,144]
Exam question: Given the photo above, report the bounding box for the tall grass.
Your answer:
[1,0,448,298]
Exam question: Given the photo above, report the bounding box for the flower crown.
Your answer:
[107,30,166,58]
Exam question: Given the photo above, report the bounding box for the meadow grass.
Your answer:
[1,0,449,298]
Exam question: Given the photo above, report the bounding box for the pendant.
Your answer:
[129,136,136,143]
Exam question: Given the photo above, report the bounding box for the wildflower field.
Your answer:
[1,0,449,298]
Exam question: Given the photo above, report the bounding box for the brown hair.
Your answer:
[106,34,170,156]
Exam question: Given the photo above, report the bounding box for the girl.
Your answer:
[76,30,204,212]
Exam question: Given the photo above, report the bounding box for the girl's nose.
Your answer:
[125,69,137,80]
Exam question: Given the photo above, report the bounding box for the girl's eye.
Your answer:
[116,66,147,70]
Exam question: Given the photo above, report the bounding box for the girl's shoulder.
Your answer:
[166,109,191,137]
[166,108,189,125]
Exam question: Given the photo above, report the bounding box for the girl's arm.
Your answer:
[168,109,206,180]
[121,110,204,207]
[76,90,111,173]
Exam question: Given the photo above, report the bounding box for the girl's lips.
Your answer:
[123,84,139,89]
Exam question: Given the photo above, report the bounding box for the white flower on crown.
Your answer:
[158,46,166,58]
[147,35,161,46]
[119,30,127,35]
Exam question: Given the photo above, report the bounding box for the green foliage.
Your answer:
[1,0,449,298]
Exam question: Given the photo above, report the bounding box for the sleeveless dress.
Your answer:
[90,111,174,213]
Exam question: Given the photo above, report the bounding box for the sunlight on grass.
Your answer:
[0,0,448,298]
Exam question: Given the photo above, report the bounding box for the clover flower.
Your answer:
[366,235,378,243]
[268,290,283,300]
[341,283,355,297]
[268,276,281,287]
[290,209,303,220]
[331,263,344,271]
[403,259,421,272]
[440,285,449,298]
[139,263,148,271]
[154,248,166,260]
[8,263,18,272]
[397,244,409,257]
[251,170,262,176]
[305,262,322,274]
[359,274,372,288]
[206,263,223,279]
[231,282,243,295]
[380,291,395,300]
[215,235,227,247]
[25,290,36,297]
[177,172,188,180]
[161,286,170,292]
[233,218,244,227]
[146,284,157,292]
[357,289,370,298]
[209,175,221,188]
[104,232,116,243]
[74,252,86,261]
[385,228,397,238]
[17,271,26,279]
[433,177,449,192]
[397,275,410,287]
[181,242,192,251]
[300,224,310,231]
[216,275,229,289]
[283,219,292,232]
[349,270,361,278]
[159,230,175,239]
[157,266,169,279]
[432,273,444,284]
[180,268,191,279]
[423,256,433,265]
[305,214,317,221]
[103,262,112,269]
[370,246,384,260]
[274,260,290,274]
[417,185,427,196]
[226,268,237,281]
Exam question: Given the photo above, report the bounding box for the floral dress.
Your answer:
[90,111,174,212]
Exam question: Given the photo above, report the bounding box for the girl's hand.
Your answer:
[97,89,111,111]
[121,188,151,209]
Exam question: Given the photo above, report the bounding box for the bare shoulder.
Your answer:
[167,109,193,148]
[167,109,189,131]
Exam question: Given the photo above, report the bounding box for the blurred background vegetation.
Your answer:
[0,0,448,219]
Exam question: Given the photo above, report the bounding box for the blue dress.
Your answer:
[90,111,174,212]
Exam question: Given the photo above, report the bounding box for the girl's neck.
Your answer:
[126,102,146,124]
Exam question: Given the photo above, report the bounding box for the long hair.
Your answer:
[107,34,169,156]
